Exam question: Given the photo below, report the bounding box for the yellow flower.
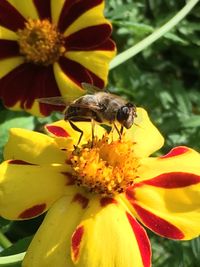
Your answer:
[0,108,200,267]
[0,0,116,116]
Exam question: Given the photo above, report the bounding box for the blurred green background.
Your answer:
[0,0,200,266]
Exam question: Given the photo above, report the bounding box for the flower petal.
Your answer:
[53,62,86,100]
[0,40,19,59]
[0,25,18,40]
[65,49,115,87]
[4,128,66,164]
[0,56,24,78]
[0,0,26,31]
[32,0,51,20]
[23,195,151,267]
[50,0,65,25]
[57,0,103,33]
[124,108,164,157]
[62,1,110,40]
[22,193,90,267]
[65,24,112,51]
[7,0,38,20]
[0,160,72,220]
[45,120,106,146]
[125,147,200,240]
[0,63,64,116]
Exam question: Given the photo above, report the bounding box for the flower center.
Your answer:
[70,136,139,197]
[17,19,65,66]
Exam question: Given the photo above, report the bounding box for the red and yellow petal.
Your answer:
[125,146,200,240]
[4,128,66,164]
[45,120,106,147]
[57,0,105,34]
[0,160,73,220]
[0,0,26,31]
[7,0,39,20]
[65,49,116,87]
[0,63,64,116]
[22,193,90,267]
[23,195,151,267]
[122,108,164,157]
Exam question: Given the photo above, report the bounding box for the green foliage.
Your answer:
[0,0,200,266]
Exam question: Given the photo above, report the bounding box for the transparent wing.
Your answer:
[81,82,106,93]
[36,96,102,111]
[36,96,74,106]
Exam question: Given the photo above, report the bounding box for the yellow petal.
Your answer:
[51,0,65,24]
[0,57,24,79]
[53,62,85,100]
[0,160,72,220]
[4,128,66,164]
[63,2,108,37]
[23,192,90,267]
[45,120,106,146]
[7,0,38,19]
[23,195,151,267]
[0,26,18,40]
[124,108,164,157]
[66,50,116,87]
[125,146,200,240]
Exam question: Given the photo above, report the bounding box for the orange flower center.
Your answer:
[17,19,65,66]
[70,136,139,196]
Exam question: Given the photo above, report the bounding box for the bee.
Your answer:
[38,83,137,145]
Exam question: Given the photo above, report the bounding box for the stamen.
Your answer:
[70,136,139,197]
[17,19,65,66]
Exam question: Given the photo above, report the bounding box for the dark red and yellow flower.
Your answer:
[0,0,116,116]
[0,108,200,267]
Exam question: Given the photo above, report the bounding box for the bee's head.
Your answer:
[116,103,136,129]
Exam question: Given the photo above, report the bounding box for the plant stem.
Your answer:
[0,232,12,249]
[0,252,25,266]
[109,0,200,70]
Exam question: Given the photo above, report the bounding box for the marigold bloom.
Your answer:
[0,0,116,116]
[0,108,200,267]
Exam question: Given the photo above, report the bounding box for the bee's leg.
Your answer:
[120,126,124,136]
[91,118,95,147]
[69,120,83,147]
[113,123,122,140]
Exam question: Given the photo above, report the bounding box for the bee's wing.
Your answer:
[36,96,74,106]
[81,83,107,93]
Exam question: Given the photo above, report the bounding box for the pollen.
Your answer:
[70,136,139,197]
[17,19,65,66]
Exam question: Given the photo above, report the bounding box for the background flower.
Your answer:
[0,109,199,266]
[0,0,116,116]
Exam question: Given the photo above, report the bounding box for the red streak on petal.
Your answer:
[58,57,92,87]
[9,160,37,165]
[65,24,112,51]
[19,203,46,219]
[133,203,184,239]
[61,172,75,185]
[72,193,89,209]
[143,172,200,188]
[160,147,190,159]
[58,0,103,33]
[46,125,70,137]
[71,225,84,262]
[100,197,117,207]
[126,212,151,267]
[0,40,19,59]
[33,0,51,20]
[0,0,26,31]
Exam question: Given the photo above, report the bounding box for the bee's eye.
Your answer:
[117,106,129,121]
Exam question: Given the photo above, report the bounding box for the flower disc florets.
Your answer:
[17,19,66,66]
[70,136,139,197]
